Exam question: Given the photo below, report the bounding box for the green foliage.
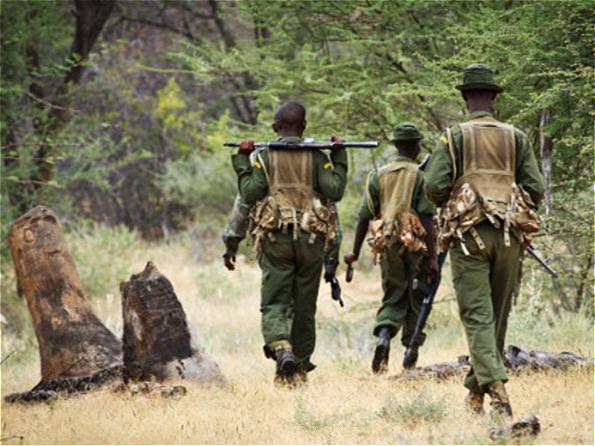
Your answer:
[174,0,593,310]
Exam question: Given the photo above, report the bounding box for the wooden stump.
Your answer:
[121,261,225,384]
[7,206,122,395]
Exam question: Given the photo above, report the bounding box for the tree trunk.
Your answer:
[31,0,115,188]
[7,206,122,384]
[120,261,226,384]
[539,108,554,217]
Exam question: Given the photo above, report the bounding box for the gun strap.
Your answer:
[446,128,457,182]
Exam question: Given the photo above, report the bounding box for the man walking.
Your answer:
[344,123,438,374]
[231,101,347,383]
[424,64,545,416]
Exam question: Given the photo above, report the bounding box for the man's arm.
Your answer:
[231,150,269,205]
[420,214,438,282]
[344,170,378,265]
[314,148,348,202]
[222,194,252,271]
[514,129,546,206]
[414,173,439,282]
[424,134,454,206]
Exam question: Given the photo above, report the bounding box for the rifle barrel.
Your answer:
[224,141,378,149]
[527,245,558,278]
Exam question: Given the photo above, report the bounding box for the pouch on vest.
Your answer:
[250,148,338,253]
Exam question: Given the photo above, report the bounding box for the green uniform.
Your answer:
[424,111,545,393]
[222,194,251,256]
[359,155,436,345]
[232,136,348,367]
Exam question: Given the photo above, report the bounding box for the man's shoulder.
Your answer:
[512,125,529,140]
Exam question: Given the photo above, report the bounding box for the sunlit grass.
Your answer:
[0,225,592,444]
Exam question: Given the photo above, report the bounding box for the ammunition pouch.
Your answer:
[368,211,428,264]
[249,195,338,255]
[439,182,540,253]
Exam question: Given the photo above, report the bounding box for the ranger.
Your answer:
[231,101,348,383]
[344,123,438,374]
[222,147,343,277]
[424,64,545,416]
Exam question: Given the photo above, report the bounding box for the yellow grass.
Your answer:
[1,231,593,445]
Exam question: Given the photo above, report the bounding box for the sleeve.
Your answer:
[413,175,436,216]
[358,170,379,220]
[423,132,454,206]
[514,129,546,207]
[222,194,251,254]
[231,152,269,205]
[314,149,348,202]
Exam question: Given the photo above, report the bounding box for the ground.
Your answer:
[1,228,593,444]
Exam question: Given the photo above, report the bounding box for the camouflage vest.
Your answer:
[439,117,540,253]
[250,149,338,253]
[367,162,427,260]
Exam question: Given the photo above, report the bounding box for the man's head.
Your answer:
[393,122,422,160]
[272,101,307,136]
[456,64,502,112]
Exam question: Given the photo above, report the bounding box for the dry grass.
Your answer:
[1,228,593,445]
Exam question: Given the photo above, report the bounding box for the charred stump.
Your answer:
[121,261,225,384]
[6,206,122,402]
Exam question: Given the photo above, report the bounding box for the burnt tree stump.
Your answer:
[6,206,122,401]
[121,262,225,384]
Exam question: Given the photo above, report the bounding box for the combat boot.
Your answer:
[402,344,419,370]
[487,380,513,418]
[274,347,297,382]
[372,327,392,374]
[465,391,485,416]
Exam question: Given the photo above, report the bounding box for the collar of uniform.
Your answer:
[394,154,417,164]
[469,110,493,120]
[276,136,305,142]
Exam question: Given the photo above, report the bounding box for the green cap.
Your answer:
[393,122,423,142]
[456,64,503,93]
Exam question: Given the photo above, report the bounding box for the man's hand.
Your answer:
[343,252,358,265]
[427,256,439,283]
[223,252,236,271]
[238,140,255,155]
[331,135,346,150]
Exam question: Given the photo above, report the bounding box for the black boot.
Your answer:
[372,327,392,374]
[402,344,419,370]
[274,348,297,382]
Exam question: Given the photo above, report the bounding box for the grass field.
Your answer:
[1,226,593,444]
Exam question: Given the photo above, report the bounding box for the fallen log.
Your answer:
[393,345,591,381]
[6,206,122,402]
[121,261,225,384]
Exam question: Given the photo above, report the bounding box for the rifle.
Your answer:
[527,245,558,278]
[224,141,378,150]
[403,249,448,368]
[323,254,344,307]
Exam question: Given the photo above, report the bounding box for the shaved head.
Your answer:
[273,101,307,136]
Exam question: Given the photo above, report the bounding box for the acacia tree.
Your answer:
[176,0,593,311]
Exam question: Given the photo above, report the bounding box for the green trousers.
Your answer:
[374,243,425,347]
[258,230,323,366]
[450,221,522,393]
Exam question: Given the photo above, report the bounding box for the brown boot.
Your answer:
[487,381,513,417]
[465,391,485,415]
